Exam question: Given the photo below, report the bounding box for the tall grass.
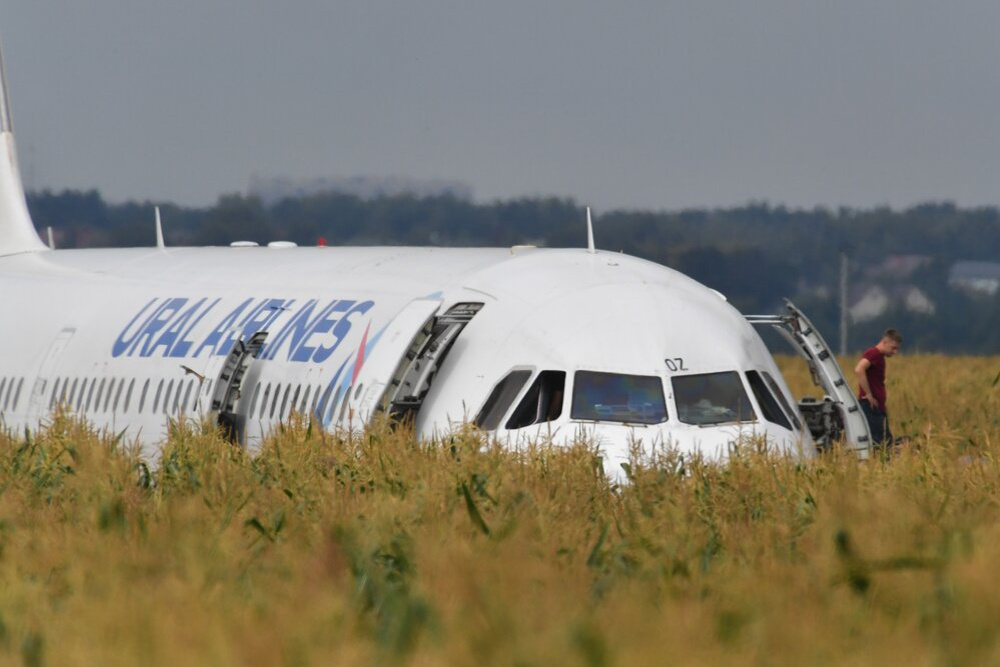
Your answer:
[1,355,999,665]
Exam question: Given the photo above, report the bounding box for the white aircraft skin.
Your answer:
[0,45,829,480]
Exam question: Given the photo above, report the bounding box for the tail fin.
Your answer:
[0,41,45,256]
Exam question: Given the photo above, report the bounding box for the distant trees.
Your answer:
[25,189,1000,353]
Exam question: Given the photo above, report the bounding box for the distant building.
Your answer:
[948,261,1000,296]
[864,254,932,280]
[247,175,474,206]
[849,284,935,322]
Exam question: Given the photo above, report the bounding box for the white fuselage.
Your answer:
[0,243,813,479]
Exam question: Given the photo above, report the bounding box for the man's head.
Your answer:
[877,328,902,357]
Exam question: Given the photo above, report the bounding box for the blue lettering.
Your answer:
[194,298,253,358]
[146,298,195,357]
[263,299,318,360]
[238,298,292,342]
[110,295,378,362]
[291,300,350,362]
[135,299,188,357]
[112,298,159,357]
[313,300,373,362]
[162,298,220,357]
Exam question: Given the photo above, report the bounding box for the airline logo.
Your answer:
[112,296,375,363]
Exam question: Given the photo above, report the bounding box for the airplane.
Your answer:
[0,43,871,481]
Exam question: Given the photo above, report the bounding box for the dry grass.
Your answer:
[1,355,1000,666]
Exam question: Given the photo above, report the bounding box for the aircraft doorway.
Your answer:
[211,331,268,444]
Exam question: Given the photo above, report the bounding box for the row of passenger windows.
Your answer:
[0,377,26,414]
[31,375,336,424]
[475,369,802,433]
[48,376,203,416]
[0,370,352,427]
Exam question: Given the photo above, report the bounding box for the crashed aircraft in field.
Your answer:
[0,43,871,479]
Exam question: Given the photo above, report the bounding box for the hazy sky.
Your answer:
[3,2,1000,211]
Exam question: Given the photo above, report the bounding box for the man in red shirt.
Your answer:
[854,328,902,448]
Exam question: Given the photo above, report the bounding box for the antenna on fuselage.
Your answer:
[155,206,165,250]
[586,206,596,254]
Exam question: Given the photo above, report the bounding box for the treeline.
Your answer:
[25,189,1000,353]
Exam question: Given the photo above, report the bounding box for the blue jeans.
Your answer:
[861,401,892,448]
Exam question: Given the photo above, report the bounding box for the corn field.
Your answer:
[1,354,999,666]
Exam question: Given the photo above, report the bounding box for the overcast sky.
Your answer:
[3,2,1000,212]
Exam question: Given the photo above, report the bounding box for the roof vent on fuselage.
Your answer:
[510,245,537,255]
[268,241,298,248]
[230,241,259,247]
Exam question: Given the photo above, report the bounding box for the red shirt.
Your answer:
[858,346,887,411]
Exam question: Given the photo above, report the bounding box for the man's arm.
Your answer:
[854,357,876,407]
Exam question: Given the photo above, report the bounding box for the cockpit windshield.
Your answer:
[571,371,667,424]
[672,371,756,425]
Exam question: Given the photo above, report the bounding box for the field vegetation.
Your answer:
[1,354,999,665]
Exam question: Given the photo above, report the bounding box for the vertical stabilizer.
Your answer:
[0,42,45,256]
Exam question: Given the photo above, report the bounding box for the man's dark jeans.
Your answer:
[861,400,892,448]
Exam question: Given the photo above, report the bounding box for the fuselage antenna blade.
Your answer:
[155,206,165,250]
[586,206,596,254]
[46,226,54,249]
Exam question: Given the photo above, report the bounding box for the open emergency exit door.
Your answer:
[342,299,482,428]
[747,300,872,458]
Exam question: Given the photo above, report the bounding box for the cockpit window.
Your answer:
[762,371,802,431]
[571,371,667,424]
[672,371,756,425]
[746,370,792,430]
[475,369,532,430]
[505,370,566,430]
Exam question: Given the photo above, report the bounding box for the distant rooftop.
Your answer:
[949,260,1000,281]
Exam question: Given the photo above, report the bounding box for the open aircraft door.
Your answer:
[344,299,483,428]
[747,300,872,459]
[344,298,442,426]
[205,331,268,444]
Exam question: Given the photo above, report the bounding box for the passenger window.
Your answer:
[124,379,135,412]
[84,378,96,412]
[153,380,164,413]
[317,384,333,421]
[97,378,107,412]
[338,387,351,423]
[311,384,321,416]
[270,384,282,419]
[330,386,345,423]
[248,383,262,418]
[280,385,291,419]
[475,370,533,430]
[50,378,62,409]
[139,379,150,413]
[113,378,125,412]
[105,379,116,412]
[672,371,756,425]
[13,378,24,410]
[746,371,792,430]
[68,378,79,409]
[300,385,311,414]
[260,384,272,419]
[183,380,195,412]
[505,371,566,430]
[571,371,667,424]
